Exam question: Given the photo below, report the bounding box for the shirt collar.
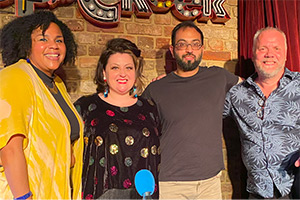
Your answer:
[27,60,55,87]
[246,67,296,86]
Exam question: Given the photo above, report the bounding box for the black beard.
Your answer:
[175,53,202,72]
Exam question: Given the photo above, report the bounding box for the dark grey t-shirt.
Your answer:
[142,66,238,181]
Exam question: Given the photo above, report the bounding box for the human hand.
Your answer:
[151,74,166,82]
[27,193,33,199]
[295,158,300,167]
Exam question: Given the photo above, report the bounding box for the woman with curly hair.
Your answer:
[0,11,83,199]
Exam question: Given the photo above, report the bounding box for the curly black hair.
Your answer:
[0,10,77,67]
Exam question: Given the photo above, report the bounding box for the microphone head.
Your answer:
[134,169,155,196]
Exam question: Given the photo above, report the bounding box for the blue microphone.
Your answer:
[134,169,155,199]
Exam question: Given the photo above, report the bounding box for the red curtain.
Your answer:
[238,0,300,78]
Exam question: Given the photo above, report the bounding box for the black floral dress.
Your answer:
[74,94,160,199]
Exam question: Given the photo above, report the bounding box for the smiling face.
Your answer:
[170,27,204,72]
[29,22,66,77]
[103,53,136,96]
[253,29,287,79]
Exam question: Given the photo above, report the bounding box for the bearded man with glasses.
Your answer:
[142,21,242,199]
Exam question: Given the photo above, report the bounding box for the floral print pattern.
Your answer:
[224,69,300,198]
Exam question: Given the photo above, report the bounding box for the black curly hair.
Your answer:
[0,10,77,67]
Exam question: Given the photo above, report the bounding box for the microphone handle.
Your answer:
[143,192,153,200]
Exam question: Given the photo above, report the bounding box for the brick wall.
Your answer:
[0,0,245,198]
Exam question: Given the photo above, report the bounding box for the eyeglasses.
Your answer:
[257,97,266,120]
[175,41,203,50]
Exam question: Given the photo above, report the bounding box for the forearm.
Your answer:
[0,135,31,199]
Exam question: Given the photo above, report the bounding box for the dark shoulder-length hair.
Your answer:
[0,10,77,67]
[94,38,144,96]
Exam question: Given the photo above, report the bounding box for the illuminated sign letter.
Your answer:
[15,0,75,17]
[77,0,120,27]
[4,0,230,26]
[148,0,230,23]
[121,0,152,18]
[77,0,152,27]
[0,0,13,8]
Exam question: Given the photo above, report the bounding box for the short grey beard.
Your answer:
[255,65,284,79]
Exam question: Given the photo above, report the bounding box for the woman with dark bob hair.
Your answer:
[0,11,83,199]
[74,38,160,199]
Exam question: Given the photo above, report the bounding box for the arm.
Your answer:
[142,85,151,100]
[289,150,300,168]
[295,158,300,167]
[0,64,35,199]
[151,74,166,82]
[0,135,32,199]
[237,77,244,84]
[223,91,232,118]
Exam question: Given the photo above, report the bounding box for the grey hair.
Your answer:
[252,27,287,54]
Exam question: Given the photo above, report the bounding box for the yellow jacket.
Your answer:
[0,59,83,199]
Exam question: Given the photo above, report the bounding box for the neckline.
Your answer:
[95,93,139,109]
[171,66,203,79]
[26,59,58,94]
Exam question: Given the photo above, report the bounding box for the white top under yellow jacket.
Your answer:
[0,59,83,199]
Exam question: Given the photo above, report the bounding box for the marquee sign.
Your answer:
[0,0,230,27]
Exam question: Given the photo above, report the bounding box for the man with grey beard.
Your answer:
[143,21,241,199]
[223,27,300,199]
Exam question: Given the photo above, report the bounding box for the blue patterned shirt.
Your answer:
[223,68,300,198]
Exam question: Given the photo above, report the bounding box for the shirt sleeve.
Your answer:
[224,69,239,92]
[223,90,232,118]
[142,84,152,100]
[0,67,34,150]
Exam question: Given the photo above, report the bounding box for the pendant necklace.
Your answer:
[45,82,58,94]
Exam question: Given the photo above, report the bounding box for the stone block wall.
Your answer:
[0,0,245,198]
